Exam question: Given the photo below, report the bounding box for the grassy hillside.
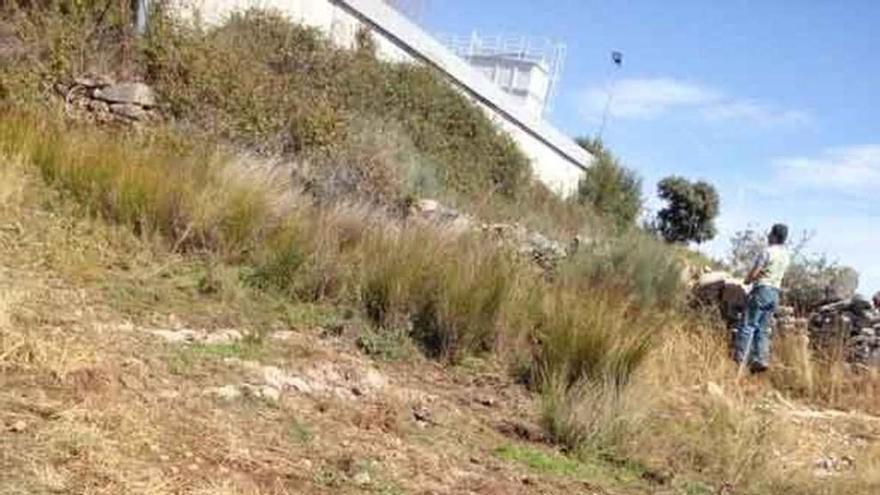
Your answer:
[1,3,880,495]
[1,3,594,234]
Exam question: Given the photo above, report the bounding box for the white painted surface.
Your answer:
[173,0,591,195]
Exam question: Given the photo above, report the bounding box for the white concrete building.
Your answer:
[437,33,566,120]
[162,0,592,195]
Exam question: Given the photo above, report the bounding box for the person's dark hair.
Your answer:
[769,223,788,245]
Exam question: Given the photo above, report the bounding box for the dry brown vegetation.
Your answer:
[1,3,880,495]
[2,112,880,494]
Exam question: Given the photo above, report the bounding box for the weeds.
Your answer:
[540,375,645,455]
[6,6,878,492]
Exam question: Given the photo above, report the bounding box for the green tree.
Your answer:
[653,176,719,244]
[575,137,643,229]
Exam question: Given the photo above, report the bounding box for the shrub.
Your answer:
[359,226,515,361]
[142,8,531,202]
[559,230,686,311]
[540,374,644,454]
[575,137,642,230]
[531,286,658,390]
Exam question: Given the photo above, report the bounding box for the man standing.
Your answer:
[734,224,791,373]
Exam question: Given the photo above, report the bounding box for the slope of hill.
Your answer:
[2,4,880,495]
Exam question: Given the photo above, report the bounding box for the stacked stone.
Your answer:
[410,199,579,272]
[773,305,809,336]
[808,295,880,366]
[55,75,158,123]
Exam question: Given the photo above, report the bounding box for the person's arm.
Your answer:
[744,251,768,285]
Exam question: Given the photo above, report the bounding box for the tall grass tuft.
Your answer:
[540,373,646,455]
[532,287,658,389]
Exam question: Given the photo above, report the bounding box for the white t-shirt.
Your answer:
[753,245,790,289]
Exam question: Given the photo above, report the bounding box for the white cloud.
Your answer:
[581,78,719,118]
[701,100,813,127]
[773,145,880,192]
[579,77,811,127]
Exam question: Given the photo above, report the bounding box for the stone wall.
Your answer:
[696,272,880,366]
[55,76,158,124]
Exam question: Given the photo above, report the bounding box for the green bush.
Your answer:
[653,176,720,244]
[560,230,686,311]
[142,8,531,202]
[575,137,643,230]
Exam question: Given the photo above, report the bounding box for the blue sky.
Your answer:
[420,0,880,294]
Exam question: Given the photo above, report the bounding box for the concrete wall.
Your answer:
[173,0,591,195]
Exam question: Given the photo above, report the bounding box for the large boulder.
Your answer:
[695,271,748,325]
[411,199,474,234]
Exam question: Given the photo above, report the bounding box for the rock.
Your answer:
[412,405,434,425]
[94,82,156,107]
[150,329,202,344]
[203,329,243,345]
[850,295,874,313]
[74,74,115,89]
[360,368,387,392]
[475,396,496,407]
[270,331,298,342]
[412,198,474,234]
[208,385,241,400]
[242,384,281,402]
[261,366,314,393]
[352,471,372,486]
[9,420,27,433]
[706,381,725,399]
[110,103,149,121]
[698,271,729,287]
[87,99,111,114]
[695,271,750,325]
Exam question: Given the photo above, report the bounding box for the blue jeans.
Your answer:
[734,285,780,368]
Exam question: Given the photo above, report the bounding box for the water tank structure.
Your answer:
[437,33,566,119]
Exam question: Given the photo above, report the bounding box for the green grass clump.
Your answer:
[494,443,645,486]
[560,230,687,311]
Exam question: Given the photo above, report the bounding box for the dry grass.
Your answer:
[5,112,880,493]
[614,320,880,494]
[1,112,661,382]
